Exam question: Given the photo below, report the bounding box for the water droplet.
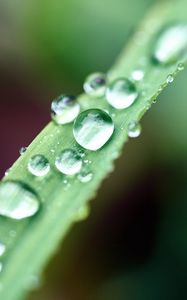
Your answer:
[106,78,138,109]
[131,69,144,81]
[51,95,80,125]
[24,274,41,291]
[28,155,50,177]
[78,149,85,158]
[74,204,90,221]
[152,24,187,65]
[0,181,40,220]
[55,149,82,175]
[77,171,93,183]
[166,74,174,83]
[177,62,184,71]
[5,168,11,177]
[19,147,27,155]
[73,109,114,151]
[0,243,6,256]
[128,121,141,138]
[83,73,106,97]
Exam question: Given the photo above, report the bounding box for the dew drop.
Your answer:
[106,78,138,109]
[152,24,187,65]
[28,155,50,177]
[83,73,106,97]
[166,74,174,83]
[51,95,80,125]
[0,243,6,256]
[0,181,40,220]
[73,109,114,151]
[24,274,41,291]
[78,149,85,158]
[177,62,184,71]
[77,171,93,183]
[131,69,144,81]
[19,147,27,155]
[55,149,82,175]
[128,121,141,138]
[74,204,90,222]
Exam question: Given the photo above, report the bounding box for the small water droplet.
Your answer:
[78,149,85,158]
[5,168,11,177]
[83,73,106,97]
[166,74,174,83]
[77,171,93,183]
[0,181,40,220]
[74,204,90,221]
[51,95,80,125]
[0,243,6,256]
[55,149,82,175]
[128,121,141,138]
[73,109,114,151]
[177,62,184,71]
[106,78,138,109]
[152,24,187,65]
[19,147,27,155]
[131,69,144,81]
[28,155,50,177]
[24,274,41,291]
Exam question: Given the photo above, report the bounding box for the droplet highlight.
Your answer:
[51,95,80,125]
[0,243,6,256]
[19,147,27,155]
[55,149,82,175]
[28,155,50,177]
[73,109,114,151]
[77,171,93,183]
[152,24,187,65]
[166,74,174,83]
[128,121,141,138]
[83,73,106,97]
[0,181,40,220]
[131,69,144,81]
[106,78,138,109]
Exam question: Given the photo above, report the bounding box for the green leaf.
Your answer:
[1,1,187,299]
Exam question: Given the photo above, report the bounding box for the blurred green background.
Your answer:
[1,0,187,299]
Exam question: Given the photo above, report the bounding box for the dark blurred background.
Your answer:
[1,0,187,299]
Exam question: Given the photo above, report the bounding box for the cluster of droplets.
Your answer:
[0,23,186,230]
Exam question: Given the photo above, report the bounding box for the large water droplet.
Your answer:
[106,78,138,109]
[28,155,50,177]
[55,149,82,175]
[0,243,6,256]
[152,24,187,65]
[51,95,80,125]
[128,121,141,138]
[83,73,106,97]
[0,181,40,220]
[73,109,114,151]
